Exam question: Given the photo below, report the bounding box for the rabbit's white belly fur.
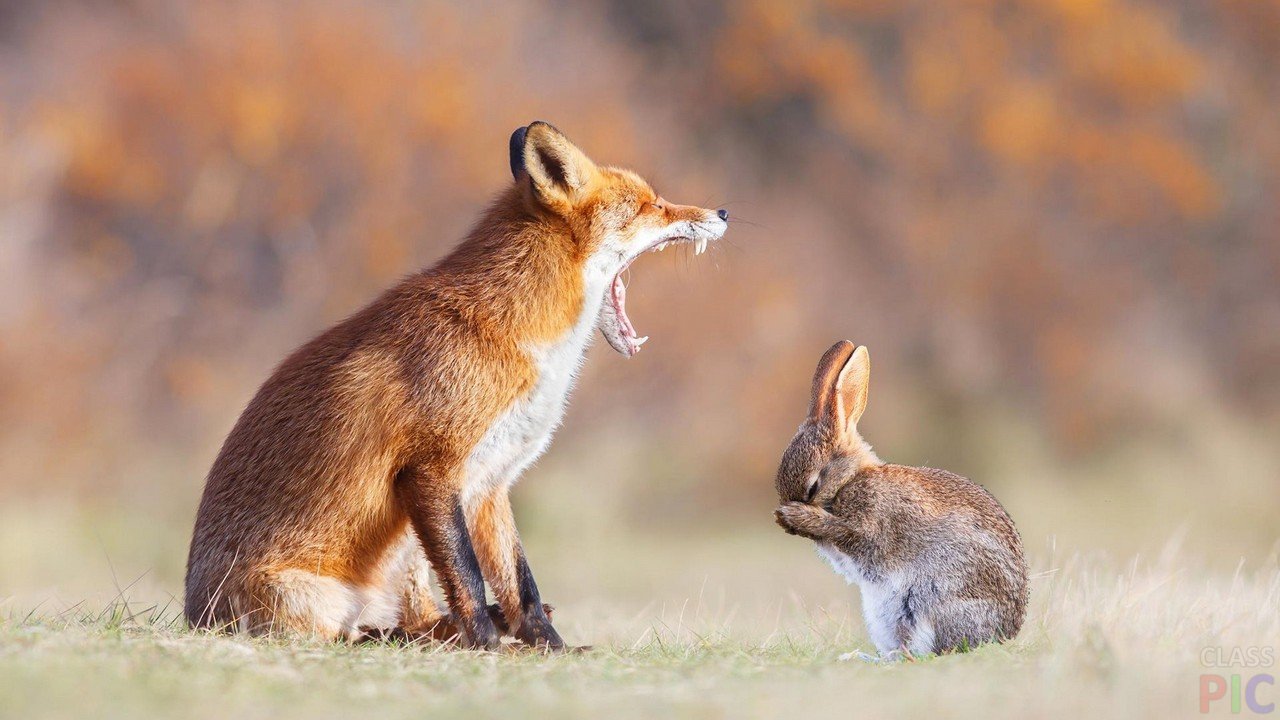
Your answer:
[816,542,936,656]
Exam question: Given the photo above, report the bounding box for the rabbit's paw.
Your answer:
[839,649,906,664]
[774,501,830,539]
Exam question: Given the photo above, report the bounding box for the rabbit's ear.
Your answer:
[809,340,856,426]
[835,345,871,428]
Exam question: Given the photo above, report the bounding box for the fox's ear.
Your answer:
[809,340,856,426]
[511,121,598,208]
[835,345,870,429]
[509,125,529,180]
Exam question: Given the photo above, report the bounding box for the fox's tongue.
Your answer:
[600,272,648,357]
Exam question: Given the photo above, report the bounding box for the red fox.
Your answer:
[184,122,729,649]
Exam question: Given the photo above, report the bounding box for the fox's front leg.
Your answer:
[775,501,844,541]
[469,488,564,649]
[395,464,500,650]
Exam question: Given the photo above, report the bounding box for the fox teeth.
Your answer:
[695,238,707,255]
[633,336,649,346]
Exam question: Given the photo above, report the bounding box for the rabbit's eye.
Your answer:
[804,473,819,502]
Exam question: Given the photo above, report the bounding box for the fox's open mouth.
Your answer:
[598,235,712,357]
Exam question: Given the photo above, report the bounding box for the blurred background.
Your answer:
[0,0,1277,623]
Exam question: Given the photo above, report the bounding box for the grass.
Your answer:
[3,543,1277,720]
[3,394,1278,718]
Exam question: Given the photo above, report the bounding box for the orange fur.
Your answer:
[184,122,728,647]
[468,490,522,628]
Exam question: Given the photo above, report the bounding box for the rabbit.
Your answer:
[774,341,1028,660]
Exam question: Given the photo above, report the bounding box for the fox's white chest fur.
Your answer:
[461,277,609,508]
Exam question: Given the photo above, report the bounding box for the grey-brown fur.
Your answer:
[774,341,1029,658]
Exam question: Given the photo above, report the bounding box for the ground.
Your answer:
[3,535,1275,720]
